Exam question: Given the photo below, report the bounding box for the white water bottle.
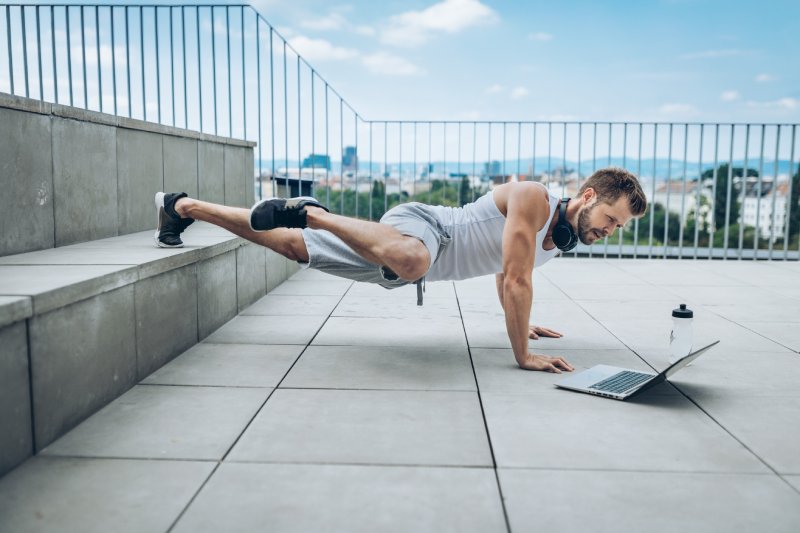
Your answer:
[669,304,693,363]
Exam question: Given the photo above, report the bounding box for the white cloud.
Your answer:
[362,52,423,76]
[287,36,358,61]
[755,73,776,83]
[746,98,798,111]
[355,25,376,37]
[485,84,504,94]
[720,90,740,102]
[381,0,499,47]
[528,32,553,42]
[510,86,529,100]
[679,49,747,60]
[658,103,698,117]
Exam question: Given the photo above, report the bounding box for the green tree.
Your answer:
[634,203,681,245]
[789,170,800,241]
[701,164,757,232]
[459,176,472,206]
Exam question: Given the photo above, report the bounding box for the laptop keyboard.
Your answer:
[589,370,653,394]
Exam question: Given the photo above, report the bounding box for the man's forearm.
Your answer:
[503,277,532,365]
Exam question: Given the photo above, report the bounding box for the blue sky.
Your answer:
[246,0,800,123]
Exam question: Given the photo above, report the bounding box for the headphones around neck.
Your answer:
[552,198,578,252]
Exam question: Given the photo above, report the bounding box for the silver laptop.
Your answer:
[554,340,720,400]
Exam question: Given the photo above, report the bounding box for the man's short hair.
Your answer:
[579,167,647,216]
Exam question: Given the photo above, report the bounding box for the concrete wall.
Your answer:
[0,93,256,256]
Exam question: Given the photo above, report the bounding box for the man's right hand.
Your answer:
[517,353,574,373]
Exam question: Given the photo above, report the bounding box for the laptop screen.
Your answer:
[663,340,720,379]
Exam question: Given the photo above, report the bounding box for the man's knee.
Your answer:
[387,238,430,281]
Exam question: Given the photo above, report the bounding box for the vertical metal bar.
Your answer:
[574,122,583,258]
[241,6,246,139]
[384,121,388,214]
[738,125,751,258]
[471,122,477,202]
[22,6,29,98]
[268,24,275,195]
[768,125,781,259]
[169,7,175,126]
[95,6,101,112]
[310,71,315,200]
[211,7,218,134]
[487,122,492,192]
[36,6,43,100]
[709,125,720,258]
[369,121,373,220]
[502,122,506,179]
[754,124,766,255]
[324,82,329,206]
[125,7,130,116]
[297,55,301,191]
[723,125,735,260]
[182,7,187,128]
[591,122,597,258]
[531,122,536,180]
[634,123,642,258]
[458,122,462,199]
[81,6,88,107]
[428,122,432,205]
[444,122,448,204]
[678,123,689,258]
[257,14,262,200]
[67,6,74,106]
[648,124,657,259]
[226,7,232,136]
[51,6,58,103]
[784,126,797,259]
[562,122,568,198]
[342,96,345,215]
[283,40,288,195]
[605,122,612,258]
[413,122,417,202]
[156,7,162,123]
[355,114,359,216]
[619,123,627,257]
[139,6,145,120]
[663,124,673,258]
[197,7,203,132]
[111,7,117,115]
[693,125,704,259]
[399,122,404,206]
[517,122,522,180]
[6,6,13,95]
[546,122,552,187]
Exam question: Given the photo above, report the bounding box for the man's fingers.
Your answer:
[529,331,539,340]
[548,363,562,374]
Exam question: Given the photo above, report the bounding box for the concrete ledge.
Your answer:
[0,223,299,474]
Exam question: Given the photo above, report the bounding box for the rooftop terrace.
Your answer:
[1,256,798,532]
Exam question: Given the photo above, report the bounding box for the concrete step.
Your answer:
[0,223,298,476]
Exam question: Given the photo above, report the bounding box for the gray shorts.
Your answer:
[300,202,451,289]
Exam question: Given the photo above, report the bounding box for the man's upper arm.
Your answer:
[502,183,550,280]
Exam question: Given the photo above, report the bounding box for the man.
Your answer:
[154,167,647,373]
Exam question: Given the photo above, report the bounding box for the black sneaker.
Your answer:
[249,196,329,231]
[154,192,194,248]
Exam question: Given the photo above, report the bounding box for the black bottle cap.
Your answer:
[672,303,693,318]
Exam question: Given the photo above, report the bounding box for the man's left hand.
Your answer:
[529,325,563,340]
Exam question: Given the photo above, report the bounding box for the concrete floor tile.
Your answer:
[40,385,269,460]
[269,279,353,296]
[173,463,506,533]
[742,321,800,352]
[142,343,303,388]
[677,395,800,474]
[204,315,328,345]
[313,316,468,348]
[499,469,800,533]
[241,294,342,316]
[0,457,214,533]
[333,295,461,319]
[282,345,475,391]
[482,391,767,473]
[559,282,677,302]
[472,347,677,395]
[228,389,492,466]
[784,475,800,493]
[288,268,347,281]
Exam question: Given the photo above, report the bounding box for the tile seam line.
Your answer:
[549,260,795,490]
[453,281,513,533]
[164,279,353,533]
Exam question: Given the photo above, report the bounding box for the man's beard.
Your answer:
[577,203,599,244]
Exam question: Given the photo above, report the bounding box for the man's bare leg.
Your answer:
[304,206,430,281]
[174,198,309,261]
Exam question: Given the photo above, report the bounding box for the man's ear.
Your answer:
[581,187,596,204]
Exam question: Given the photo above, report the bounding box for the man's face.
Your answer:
[576,196,636,245]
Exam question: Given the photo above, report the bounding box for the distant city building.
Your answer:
[302,154,331,170]
[342,146,358,171]
[483,160,501,177]
[742,178,787,241]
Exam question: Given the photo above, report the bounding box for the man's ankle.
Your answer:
[174,197,192,218]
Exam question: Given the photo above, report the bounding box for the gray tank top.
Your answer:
[425,190,560,282]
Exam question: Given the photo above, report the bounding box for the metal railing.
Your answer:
[1,2,798,260]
